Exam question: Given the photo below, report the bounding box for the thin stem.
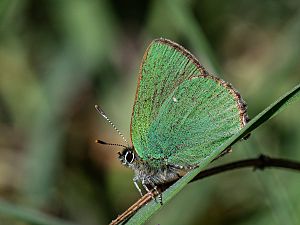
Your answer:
[191,154,300,182]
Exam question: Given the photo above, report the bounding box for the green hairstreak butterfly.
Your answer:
[96,38,249,197]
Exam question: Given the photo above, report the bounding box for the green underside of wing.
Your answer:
[131,40,244,167]
[144,77,242,167]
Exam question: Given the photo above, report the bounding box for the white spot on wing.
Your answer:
[172,97,178,102]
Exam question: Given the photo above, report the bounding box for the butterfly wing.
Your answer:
[130,38,208,158]
[131,38,248,166]
[147,75,248,167]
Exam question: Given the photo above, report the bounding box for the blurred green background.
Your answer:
[0,0,300,224]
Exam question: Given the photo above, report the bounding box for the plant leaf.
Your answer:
[125,83,300,224]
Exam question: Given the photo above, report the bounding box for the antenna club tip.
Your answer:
[95,139,105,144]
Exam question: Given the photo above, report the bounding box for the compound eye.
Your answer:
[125,151,134,164]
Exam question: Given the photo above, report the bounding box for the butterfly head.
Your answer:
[118,147,138,167]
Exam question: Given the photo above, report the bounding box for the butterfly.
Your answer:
[96,38,249,197]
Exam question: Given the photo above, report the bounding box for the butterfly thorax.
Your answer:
[118,147,184,186]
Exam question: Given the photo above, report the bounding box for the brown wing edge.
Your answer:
[130,38,250,144]
[196,74,250,128]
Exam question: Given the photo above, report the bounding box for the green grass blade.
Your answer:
[0,199,78,225]
[126,83,300,224]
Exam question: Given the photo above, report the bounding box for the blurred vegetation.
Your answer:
[0,0,299,225]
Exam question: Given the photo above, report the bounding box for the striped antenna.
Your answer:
[95,139,127,148]
[95,105,130,146]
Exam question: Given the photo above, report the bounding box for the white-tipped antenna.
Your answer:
[95,105,130,147]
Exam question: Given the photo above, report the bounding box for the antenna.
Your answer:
[95,139,127,148]
[95,105,130,146]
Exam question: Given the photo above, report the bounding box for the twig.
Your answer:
[191,154,300,182]
[109,190,159,225]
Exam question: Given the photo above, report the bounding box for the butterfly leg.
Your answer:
[133,177,143,196]
[147,179,162,204]
[143,178,162,205]
[141,178,151,193]
[141,178,157,202]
